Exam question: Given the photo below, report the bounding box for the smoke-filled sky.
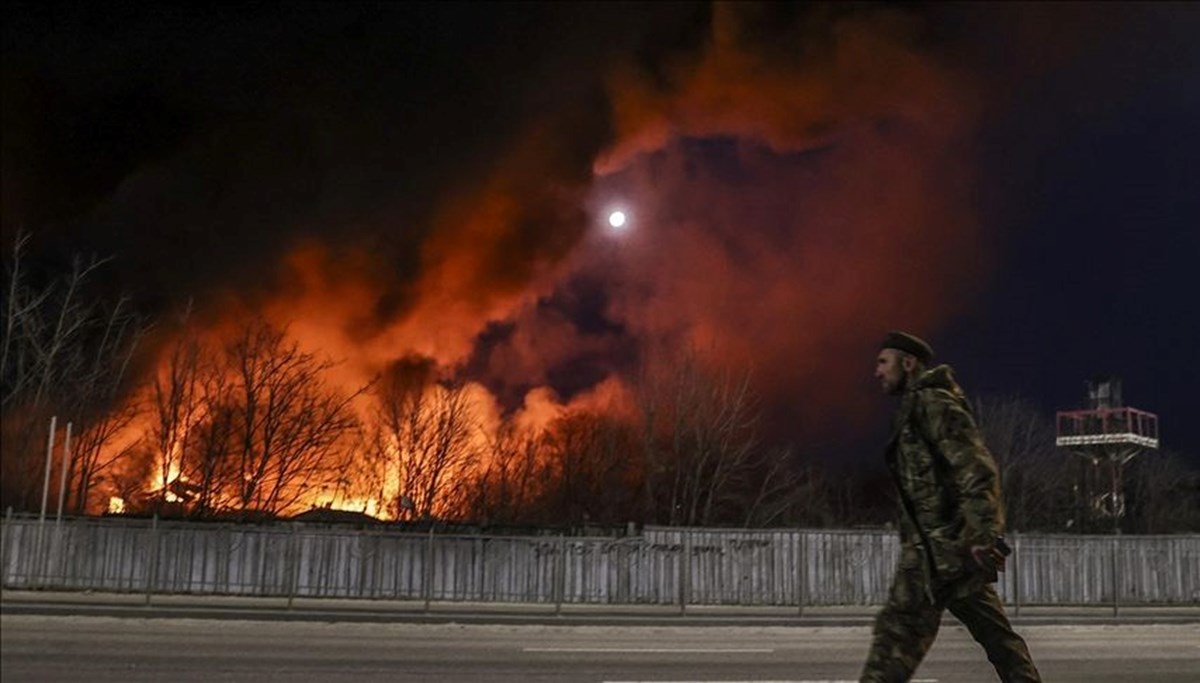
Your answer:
[4,2,1199,462]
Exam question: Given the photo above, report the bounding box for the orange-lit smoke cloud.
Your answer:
[583,4,988,434]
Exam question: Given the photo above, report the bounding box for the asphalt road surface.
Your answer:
[2,615,1198,682]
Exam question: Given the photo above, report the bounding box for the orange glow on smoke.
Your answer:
[598,5,978,172]
[591,3,989,432]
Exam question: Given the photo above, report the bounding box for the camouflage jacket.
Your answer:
[886,364,1004,587]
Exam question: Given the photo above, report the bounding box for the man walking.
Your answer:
[861,331,1041,682]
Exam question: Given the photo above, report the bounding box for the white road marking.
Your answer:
[524,647,775,654]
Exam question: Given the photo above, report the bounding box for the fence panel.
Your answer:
[2,516,1197,606]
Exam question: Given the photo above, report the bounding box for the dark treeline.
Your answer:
[4,237,1198,532]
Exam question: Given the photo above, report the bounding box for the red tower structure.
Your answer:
[1056,376,1158,532]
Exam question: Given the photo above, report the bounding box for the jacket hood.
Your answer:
[912,364,959,393]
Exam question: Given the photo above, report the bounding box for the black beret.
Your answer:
[881,331,934,364]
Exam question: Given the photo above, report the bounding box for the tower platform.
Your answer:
[1055,407,1159,449]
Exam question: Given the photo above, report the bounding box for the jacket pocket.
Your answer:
[926,526,967,580]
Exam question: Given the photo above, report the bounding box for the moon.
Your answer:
[608,211,627,228]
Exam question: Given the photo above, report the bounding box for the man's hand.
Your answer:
[970,544,1007,573]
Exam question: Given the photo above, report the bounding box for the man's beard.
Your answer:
[888,372,909,396]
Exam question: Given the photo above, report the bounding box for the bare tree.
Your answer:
[318,427,387,516]
[1125,449,1200,533]
[149,318,206,504]
[224,320,363,516]
[973,394,1076,532]
[637,351,767,526]
[161,334,248,518]
[1,233,148,512]
[68,397,143,514]
[533,410,639,527]
[183,388,240,517]
[457,421,545,525]
[366,357,480,520]
[738,446,828,527]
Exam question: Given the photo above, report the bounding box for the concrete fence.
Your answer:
[2,515,1197,610]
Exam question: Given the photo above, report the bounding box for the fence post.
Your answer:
[1112,533,1120,618]
[423,524,434,612]
[581,537,589,607]
[287,523,300,610]
[555,534,565,616]
[1011,532,1021,618]
[144,514,159,607]
[364,528,376,600]
[476,536,485,603]
[796,531,805,617]
[679,533,689,616]
[0,507,11,597]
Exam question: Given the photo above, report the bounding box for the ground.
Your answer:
[3,615,1198,682]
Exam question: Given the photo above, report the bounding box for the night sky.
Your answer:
[4,3,1199,465]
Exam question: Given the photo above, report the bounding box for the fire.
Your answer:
[108,497,126,514]
[150,460,183,498]
[309,492,383,519]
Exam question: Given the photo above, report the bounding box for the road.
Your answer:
[2,614,1198,682]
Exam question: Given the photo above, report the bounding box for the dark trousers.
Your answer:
[860,564,1042,682]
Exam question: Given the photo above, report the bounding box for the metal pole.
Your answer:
[1012,532,1021,618]
[55,422,72,526]
[38,417,57,525]
[36,416,57,586]
[1111,452,1122,618]
[49,422,73,585]
[145,514,159,606]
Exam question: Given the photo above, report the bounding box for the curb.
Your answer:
[4,599,1199,627]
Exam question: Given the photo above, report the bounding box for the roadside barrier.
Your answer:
[2,514,1196,612]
